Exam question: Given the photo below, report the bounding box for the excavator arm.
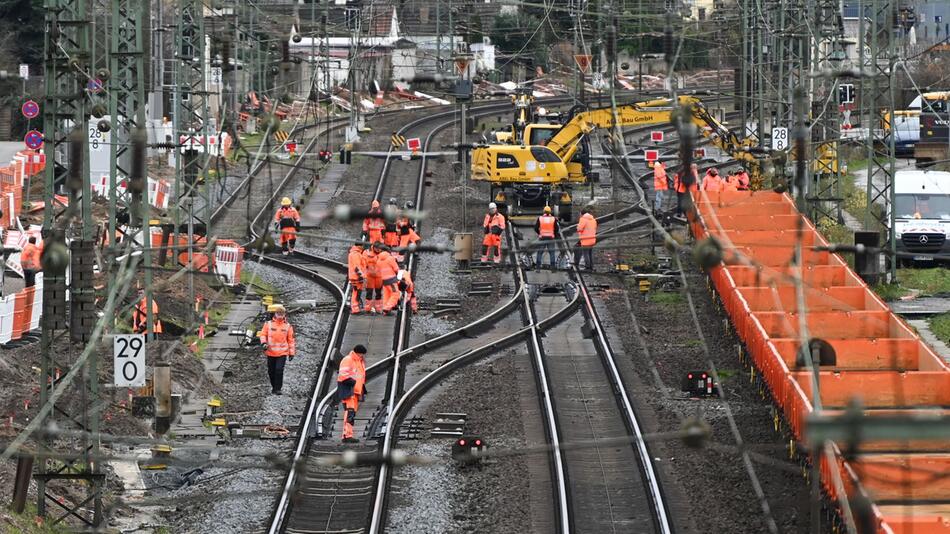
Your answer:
[545,95,768,185]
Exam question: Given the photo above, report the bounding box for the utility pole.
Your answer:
[109,0,152,330]
[174,0,211,324]
[454,53,472,232]
[38,0,102,526]
[809,0,846,223]
[861,0,897,281]
[346,2,361,143]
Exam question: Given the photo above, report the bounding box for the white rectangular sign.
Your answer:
[114,334,146,387]
[771,127,789,150]
[210,66,222,87]
[19,64,28,79]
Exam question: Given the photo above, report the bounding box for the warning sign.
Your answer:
[645,149,659,162]
[407,137,421,152]
[573,55,592,74]
[650,131,664,143]
[455,58,470,74]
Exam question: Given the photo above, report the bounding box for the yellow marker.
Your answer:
[638,279,651,294]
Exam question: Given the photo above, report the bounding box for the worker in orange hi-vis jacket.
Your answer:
[362,243,383,314]
[132,289,164,335]
[481,202,506,264]
[362,199,385,244]
[336,344,367,444]
[397,267,417,313]
[383,197,400,248]
[20,236,41,287]
[258,304,295,395]
[347,243,367,314]
[377,245,402,314]
[273,197,300,255]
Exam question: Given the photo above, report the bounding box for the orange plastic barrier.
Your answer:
[691,190,950,534]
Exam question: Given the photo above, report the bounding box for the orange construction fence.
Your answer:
[691,190,950,534]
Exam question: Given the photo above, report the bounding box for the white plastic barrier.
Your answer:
[213,244,244,286]
[0,293,15,344]
[28,273,43,332]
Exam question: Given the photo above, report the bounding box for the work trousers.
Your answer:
[535,239,557,268]
[266,356,287,393]
[341,395,360,439]
[365,275,383,311]
[482,234,502,262]
[574,246,594,270]
[280,229,297,252]
[654,189,666,212]
[382,277,401,312]
[349,279,364,312]
[23,269,36,288]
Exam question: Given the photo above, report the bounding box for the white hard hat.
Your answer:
[397,270,405,281]
[488,202,497,210]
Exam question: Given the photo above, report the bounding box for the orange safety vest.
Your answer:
[259,318,295,357]
[723,177,740,192]
[577,213,597,247]
[274,206,300,228]
[674,173,698,194]
[399,228,421,249]
[483,212,506,234]
[653,165,668,191]
[347,246,365,281]
[20,243,40,270]
[337,351,366,395]
[377,250,400,280]
[736,171,750,190]
[362,248,380,277]
[133,297,164,334]
[537,214,557,238]
[702,174,723,192]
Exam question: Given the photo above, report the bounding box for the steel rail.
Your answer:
[267,89,718,533]
[267,96,536,534]
[506,224,573,534]
[557,230,675,533]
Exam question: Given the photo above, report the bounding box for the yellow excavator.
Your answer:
[471,95,764,221]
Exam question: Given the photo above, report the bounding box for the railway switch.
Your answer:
[682,371,719,398]
[452,436,487,465]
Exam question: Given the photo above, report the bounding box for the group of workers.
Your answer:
[652,161,750,213]
[347,198,420,315]
[266,190,603,445]
[482,202,598,270]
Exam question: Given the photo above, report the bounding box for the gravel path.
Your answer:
[153,261,335,533]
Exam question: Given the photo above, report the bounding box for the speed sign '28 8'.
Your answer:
[113,334,146,387]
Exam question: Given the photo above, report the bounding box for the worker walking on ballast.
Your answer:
[574,206,597,270]
[481,202,506,264]
[274,197,301,255]
[347,242,366,314]
[258,304,296,395]
[337,344,367,444]
[534,205,561,270]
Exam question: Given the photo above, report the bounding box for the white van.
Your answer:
[893,169,950,264]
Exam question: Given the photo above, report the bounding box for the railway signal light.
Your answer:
[683,371,719,398]
[452,435,487,465]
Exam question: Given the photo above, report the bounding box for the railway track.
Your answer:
[261,89,727,533]
[270,96,570,534]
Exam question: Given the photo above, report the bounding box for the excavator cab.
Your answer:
[471,145,573,221]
